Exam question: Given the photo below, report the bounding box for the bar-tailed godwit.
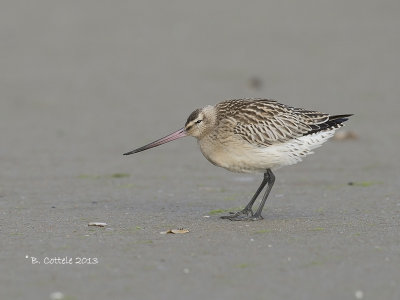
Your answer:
[124,99,352,221]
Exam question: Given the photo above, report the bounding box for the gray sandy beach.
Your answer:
[1,1,400,299]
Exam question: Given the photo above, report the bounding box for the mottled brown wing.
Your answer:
[217,99,329,146]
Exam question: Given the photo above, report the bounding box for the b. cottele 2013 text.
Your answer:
[27,256,98,265]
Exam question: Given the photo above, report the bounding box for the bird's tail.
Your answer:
[328,114,353,123]
[306,114,353,135]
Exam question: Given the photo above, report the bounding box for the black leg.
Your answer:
[243,172,270,212]
[252,169,275,220]
[220,172,270,221]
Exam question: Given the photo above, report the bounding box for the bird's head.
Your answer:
[184,105,217,139]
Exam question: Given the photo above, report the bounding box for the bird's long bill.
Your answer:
[123,128,187,155]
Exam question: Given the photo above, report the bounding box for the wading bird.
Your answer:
[124,99,352,221]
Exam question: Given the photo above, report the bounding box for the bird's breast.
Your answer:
[197,134,274,173]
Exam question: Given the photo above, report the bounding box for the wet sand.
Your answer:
[1,1,400,299]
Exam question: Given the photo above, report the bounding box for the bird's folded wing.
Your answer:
[227,100,330,146]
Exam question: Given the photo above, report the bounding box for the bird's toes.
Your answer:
[220,209,252,220]
[220,210,258,221]
[225,215,257,221]
[250,214,264,221]
[220,214,234,219]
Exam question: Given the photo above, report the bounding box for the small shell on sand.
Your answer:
[88,222,107,227]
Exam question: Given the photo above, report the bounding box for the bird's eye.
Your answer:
[195,120,202,124]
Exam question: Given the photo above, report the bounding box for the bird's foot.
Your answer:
[220,209,261,221]
[249,213,264,221]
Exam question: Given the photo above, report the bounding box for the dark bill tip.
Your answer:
[123,150,138,155]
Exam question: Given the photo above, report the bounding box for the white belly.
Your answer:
[198,129,337,173]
